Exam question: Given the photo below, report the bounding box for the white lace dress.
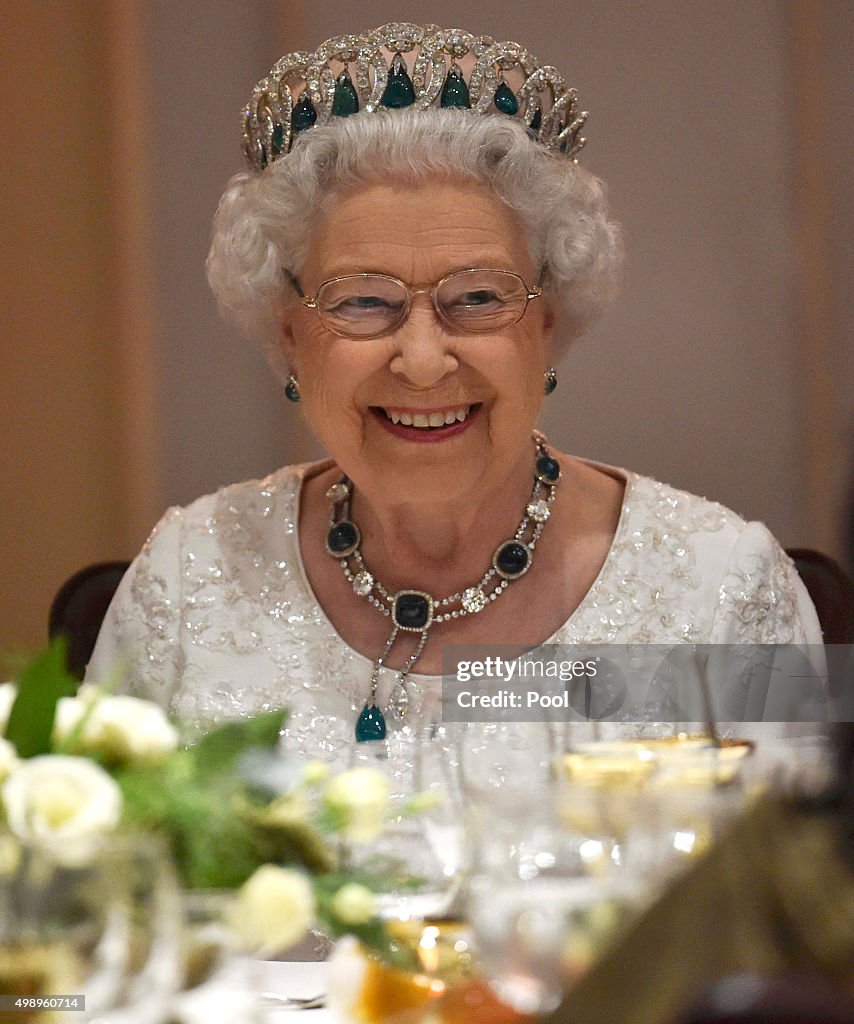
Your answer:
[86,460,822,763]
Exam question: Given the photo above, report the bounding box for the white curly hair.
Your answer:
[206,107,623,375]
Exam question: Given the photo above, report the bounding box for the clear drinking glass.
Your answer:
[0,832,181,1024]
[348,723,466,923]
[467,800,642,1016]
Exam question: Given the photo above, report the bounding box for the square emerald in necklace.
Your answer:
[392,591,434,631]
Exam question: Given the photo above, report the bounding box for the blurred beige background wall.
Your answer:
[1,0,850,652]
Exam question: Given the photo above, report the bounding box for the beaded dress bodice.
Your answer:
[87,460,822,765]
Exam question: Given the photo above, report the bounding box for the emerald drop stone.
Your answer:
[332,69,360,117]
[529,106,542,132]
[292,93,318,133]
[356,703,387,742]
[380,53,416,108]
[272,122,285,155]
[494,81,519,115]
[440,65,470,108]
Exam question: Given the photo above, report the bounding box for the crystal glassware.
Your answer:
[0,832,181,1024]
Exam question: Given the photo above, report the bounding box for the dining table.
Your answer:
[173,960,331,1024]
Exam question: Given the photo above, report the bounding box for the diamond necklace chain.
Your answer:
[324,432,561,741]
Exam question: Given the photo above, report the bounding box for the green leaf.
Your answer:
[188,710,287,777]
[5,639,78,757]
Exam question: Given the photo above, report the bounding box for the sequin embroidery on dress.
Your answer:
[89,461,819,767]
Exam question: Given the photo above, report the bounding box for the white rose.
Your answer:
[2,755,122,863]
[0,683,17,735]
[53,695,89,744]
[0,737,19,783]
[227,865,315,954]
[56,694,179,765]
[324,768,390,844]
[331,883,376,925]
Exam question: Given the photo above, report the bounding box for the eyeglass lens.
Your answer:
[315,270,530,337]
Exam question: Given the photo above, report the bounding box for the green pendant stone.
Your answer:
[332,69,360,117]
[292,93,318,133]
[380,53,416,108]
[494,81,519,115]
[440,65,470,108]
[272,122,285,155]
[529,106,542,132]
[356,703,387,742]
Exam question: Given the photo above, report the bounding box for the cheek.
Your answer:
[289,335,384,443]
[491,332,547,415]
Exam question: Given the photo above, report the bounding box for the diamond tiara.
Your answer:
[242,22,589,174]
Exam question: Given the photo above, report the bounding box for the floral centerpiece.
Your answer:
[0,640,404,961]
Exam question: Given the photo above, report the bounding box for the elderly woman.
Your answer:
[87,23,821,759]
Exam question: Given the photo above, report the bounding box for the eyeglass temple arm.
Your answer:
[283,269,317,307]
[526,266,547,300]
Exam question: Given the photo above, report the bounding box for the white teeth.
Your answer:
[381,405,473,428]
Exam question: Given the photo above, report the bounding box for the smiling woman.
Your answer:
[86,23,822,758]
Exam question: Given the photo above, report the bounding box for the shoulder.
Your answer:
[135,461,334,566]
[564,461,820,644]
[624,470,746,540]
[151,461,324,537]
[624,470,821,643]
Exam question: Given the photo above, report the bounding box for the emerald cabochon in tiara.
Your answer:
[242,22,589,174]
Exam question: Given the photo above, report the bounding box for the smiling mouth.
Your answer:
[379,405,476,428]
[370,403,482,438]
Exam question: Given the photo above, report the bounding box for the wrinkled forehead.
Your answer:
[301,180,536,283]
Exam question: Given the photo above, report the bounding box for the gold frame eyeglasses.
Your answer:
[285,268,543,340]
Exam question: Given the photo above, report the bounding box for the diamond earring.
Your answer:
[544,367,558,395]
[285,374,301,402]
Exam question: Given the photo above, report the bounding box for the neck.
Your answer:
[348,445,536,597]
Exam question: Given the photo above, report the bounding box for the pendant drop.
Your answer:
[440,64,471,108]
[292,92,318,133]
[388,681,409,720]
[493,80,519,115]
[380,53,416,108]
[332,68,360,117]
[271,122,285,156]
[356,703,387,742]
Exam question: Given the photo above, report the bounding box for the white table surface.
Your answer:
[174,960,332,1024]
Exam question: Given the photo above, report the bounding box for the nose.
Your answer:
[388,299,459,388]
